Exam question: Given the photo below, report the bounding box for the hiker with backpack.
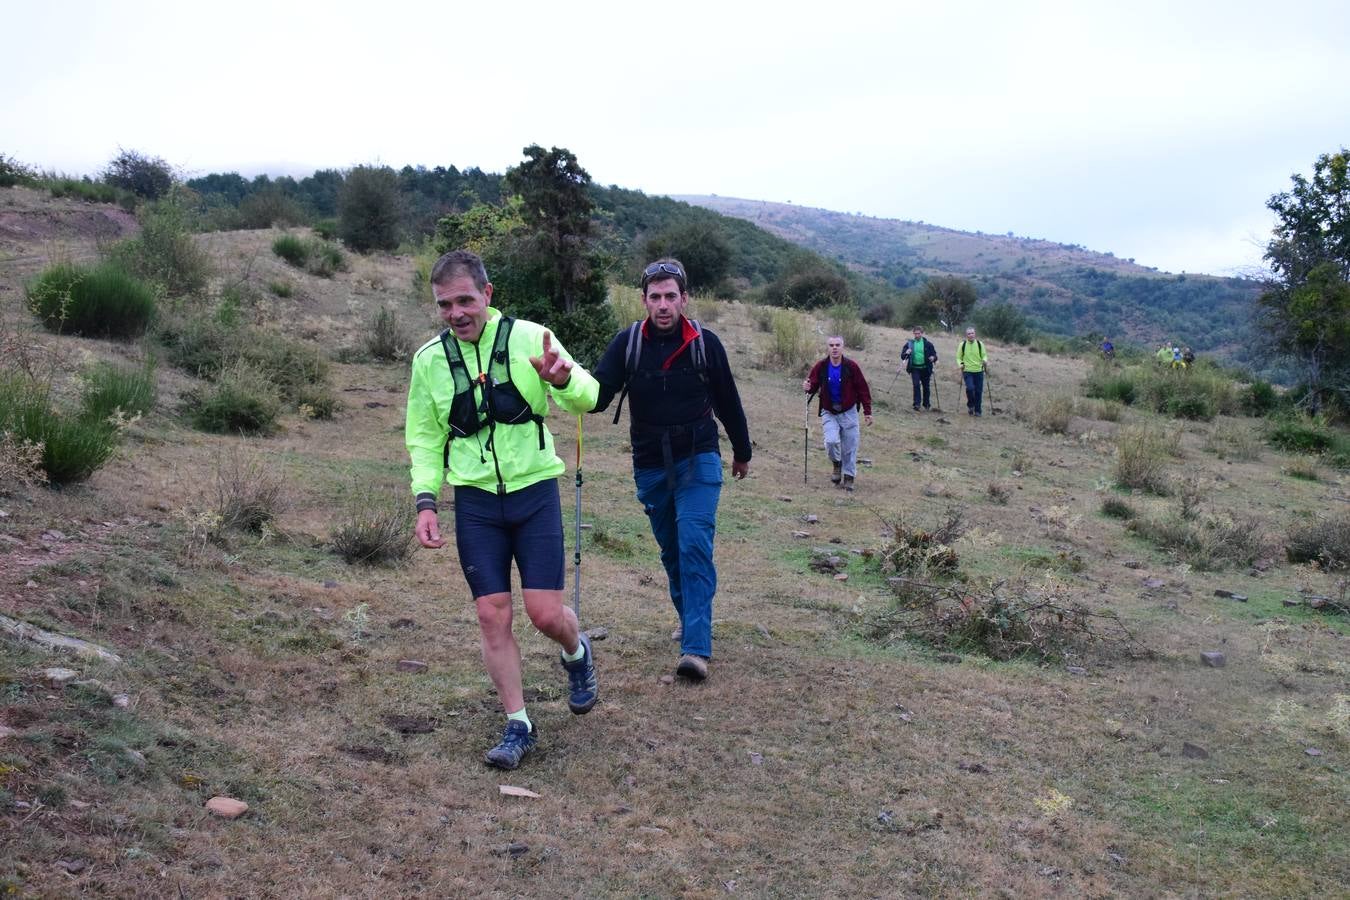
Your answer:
[900,325,938,411]
[590,258,752,683]
[405,250,601,770]
[803,336,874,491]
[956,326,988,416]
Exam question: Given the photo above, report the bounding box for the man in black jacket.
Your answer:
[900,326,938,412]
[591,258,752,682]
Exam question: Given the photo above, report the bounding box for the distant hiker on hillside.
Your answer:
[1171,345,1185,369]
[900,326,938,411]
[956,327,988,416]
[405,250,600,770]
[803,336,873,491]
[1182,346,1195,367]
[590,258,751,683]
[1101,338,1114,360]
[1156,343,1172,366]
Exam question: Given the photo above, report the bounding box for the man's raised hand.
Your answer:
[529,330,573,387]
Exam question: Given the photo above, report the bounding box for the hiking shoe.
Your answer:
[830,461,842,484]
[561,632,598,714]
[484,720,537,770]
[676,654,708,681]
[671,624,683,642]
[912,405,921,412]
[842,475,855,492]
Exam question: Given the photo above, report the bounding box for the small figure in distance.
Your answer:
[956,326,988,417]
[803,336,873,491]
[900,325,939,412]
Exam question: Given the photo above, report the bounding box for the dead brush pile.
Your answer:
[874,506,966,576]
[868,575,1145,662]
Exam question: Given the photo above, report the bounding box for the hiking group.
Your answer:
[1155,341,1196,369]
[405,252,749,770]
[404,249,998,769]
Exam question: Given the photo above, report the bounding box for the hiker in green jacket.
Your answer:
[956,326,988,416]
[405,250,601,770]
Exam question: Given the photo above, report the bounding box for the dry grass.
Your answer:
[1114,424,1175,494]
[212,446,287,533]
[3,203,1349,898]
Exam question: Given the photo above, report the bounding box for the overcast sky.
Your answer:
[4,0,1347,276]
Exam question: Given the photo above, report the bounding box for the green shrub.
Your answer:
[1100,497,1136,520]
[107,198,211,297]
[306,240,345,277]
[26,261,156,338]
[245,329,330,402]
[45,176,131,207]
[80,359,156,424]
[972,302,1031,343]
[366,307,411,361]
[330,487,413,565]
[827,305,867,351]
[1268,419,1333,454]
[272,234,309,266]
[0,154,37,187]
[1083,363,1138,405]
[237,190,305,229]
[1114,425,1174,494]
[1243,380,1280,416]
[155,311,233,377]
[763,311,814,375]
[338,165,401,253]
[294,382,339,420]
[102,149,174,200]
[312,218,338,241]
[268,280,293,298]
[188,363,281,435]
[0,377,118,485]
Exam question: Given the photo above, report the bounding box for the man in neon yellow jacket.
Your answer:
[405,250,600,770]
[956,326,989,416]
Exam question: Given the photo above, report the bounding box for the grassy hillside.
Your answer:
[678,195,1264,363]
[2,186,1347,896]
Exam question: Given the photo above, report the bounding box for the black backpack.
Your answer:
[611,319,708,425]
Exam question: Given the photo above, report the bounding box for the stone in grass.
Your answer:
[1200,651,1226,668]
[206,796,249,819]
[1213,589,1248,602]
[1305,747,1323,757]
[1181,742,1210,760]
[1065,666,1088,676]
[491,842,530,858]
[586,626,609,641]
[936,653,962,664]
[43,668,79,686]
[396,659,428,673]
[1282,598,1303,608]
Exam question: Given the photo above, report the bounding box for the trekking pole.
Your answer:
[985,371,995,415]
[572,415,583,619]
[803,394,811,484]
[933,374,942,413]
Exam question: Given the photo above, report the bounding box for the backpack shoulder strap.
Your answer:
[613,321,643,425]
[689,319,708,376]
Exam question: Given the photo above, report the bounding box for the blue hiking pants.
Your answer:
[634,452,723,659]
[963,371,985,415]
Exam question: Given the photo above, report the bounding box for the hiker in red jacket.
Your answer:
[802,336,873,491]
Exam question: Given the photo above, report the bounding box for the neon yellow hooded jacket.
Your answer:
[405,309,599,502]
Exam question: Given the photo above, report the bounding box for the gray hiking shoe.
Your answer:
[676,654,708,681]
[842,475,855,492]
[830,461,842,484]
[561,632,597,715]
[484,720,537,770]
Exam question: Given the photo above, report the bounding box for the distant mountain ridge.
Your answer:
[676,194,1263,364]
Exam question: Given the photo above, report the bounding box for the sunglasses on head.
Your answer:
[642,262,685,286]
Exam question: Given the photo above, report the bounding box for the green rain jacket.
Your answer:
[405,309,599,505]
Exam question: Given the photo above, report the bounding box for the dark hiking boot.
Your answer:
[842,475,855,492]
[676,654,708,681]
[561,632,598,714]
[830,461,842,484]
[484,720,537,770]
